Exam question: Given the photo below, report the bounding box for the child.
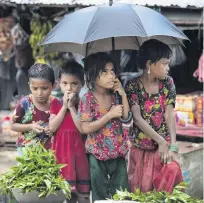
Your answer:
[11,63,55,155]
[49,61,90,203]
[125,39,183,193]
[78,53,132,202]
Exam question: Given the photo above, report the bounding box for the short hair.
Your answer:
[83,52,118,89]
[28,63,55,85]
[138,39,172,69]
[59,60,85,85]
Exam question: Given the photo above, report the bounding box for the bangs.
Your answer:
[84,53,118,89]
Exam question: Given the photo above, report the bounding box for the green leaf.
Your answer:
[110,182,203,203]
[135,188,141,195]
[44,180,51,190]
[0,143,71,198]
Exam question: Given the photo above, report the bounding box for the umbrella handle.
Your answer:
[115,91,121,105]
[115,92,133,124]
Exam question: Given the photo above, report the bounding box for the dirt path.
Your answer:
[0,148,17,174]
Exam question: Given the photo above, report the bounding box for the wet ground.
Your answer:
[0,147,18,203]
[0,147,17,174]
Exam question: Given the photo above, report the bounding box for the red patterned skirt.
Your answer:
[128,147,183,193]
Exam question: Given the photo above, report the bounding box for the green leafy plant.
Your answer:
[111,182,203,203]
[0,143,71,199]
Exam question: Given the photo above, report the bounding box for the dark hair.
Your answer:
[138,39,172,69]
[28,63,55,85]
[84,52,118,89]
[59,60,84,85]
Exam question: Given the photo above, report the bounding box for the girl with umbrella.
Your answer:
[125,39,183,193]
[78,53,132,202]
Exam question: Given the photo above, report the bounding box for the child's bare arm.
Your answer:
[10,122,32,132]
[81,114,110,134]
[69,107,83,133]
[121,94,130,120]
[81,119,109,135]
[49,93,70,133]
[81,105,122,134]
[49,106,67,133]
[10,122,44,133]
[67,92,84,133]
[113,78,129,120]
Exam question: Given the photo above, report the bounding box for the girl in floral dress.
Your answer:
[125,39,183,194]
[11,63,55,155]
[49,61,90,203]
[78,53,132,202]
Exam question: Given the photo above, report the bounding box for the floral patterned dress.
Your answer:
[12,95,53,149]
[78,91,129,161]
[125,76,176,150]
[125,76,183,193]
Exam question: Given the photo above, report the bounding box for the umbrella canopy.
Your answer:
[41,3,189,56]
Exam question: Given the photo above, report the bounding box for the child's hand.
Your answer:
[30,122,44,134]
[67,92,76,109]
[127,140,132,149]
[44,126,54,137]
[167,150,180,165]
[113,78,126,97]
[62,91,69,108]
[158,140,169,164]
[108,105,123,119]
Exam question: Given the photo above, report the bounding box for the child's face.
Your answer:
[149,58,170,80]
[60,74,82,94]
[96,62,116,89]
[29,78,54,103]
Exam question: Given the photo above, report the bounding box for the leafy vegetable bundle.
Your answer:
[112,183,203,203]
[0,144,71,199]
